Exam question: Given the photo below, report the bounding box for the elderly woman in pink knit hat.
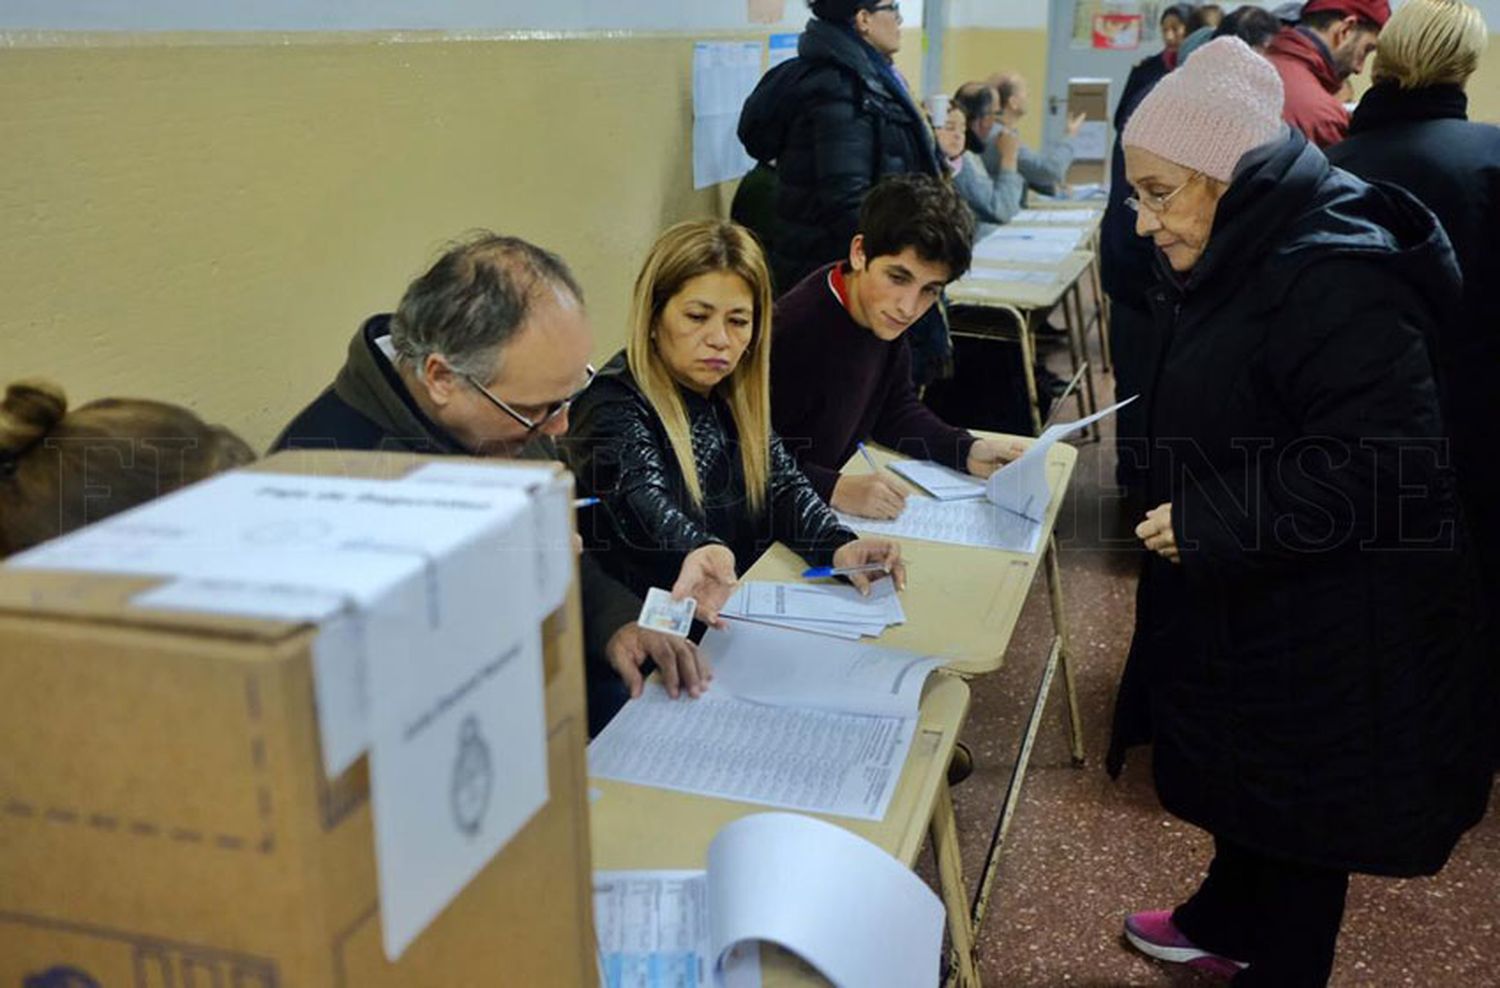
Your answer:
[1106,36,1491,987]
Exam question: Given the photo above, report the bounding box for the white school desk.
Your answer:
[1006,203,1112,373]
[947,248,1102,438]
[739,436,1086,981]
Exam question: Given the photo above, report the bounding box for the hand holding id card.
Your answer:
[639,587,696,638]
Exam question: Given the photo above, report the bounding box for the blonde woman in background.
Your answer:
[566,220,905,627]
[1329,0,1500,666]
[0,379,253,557]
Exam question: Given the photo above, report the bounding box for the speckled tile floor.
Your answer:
[919,304,1500,986]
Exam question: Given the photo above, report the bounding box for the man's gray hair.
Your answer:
[390,231,584,380]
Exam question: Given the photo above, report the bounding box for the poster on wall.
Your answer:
[692,41,762,189]
[1092,13,1142,49]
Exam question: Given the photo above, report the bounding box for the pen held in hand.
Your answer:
[856,441,881,474]
[801,562,895,580]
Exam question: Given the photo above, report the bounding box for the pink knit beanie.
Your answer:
[1122,36,1284,183]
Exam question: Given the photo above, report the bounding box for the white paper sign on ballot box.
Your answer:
[7,464,569,960]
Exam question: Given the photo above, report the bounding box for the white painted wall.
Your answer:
[949,0,1049,30]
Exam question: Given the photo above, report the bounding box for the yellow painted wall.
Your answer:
[941,28,1048,148]
[0,27,923,452]
[1462,36,1500,123]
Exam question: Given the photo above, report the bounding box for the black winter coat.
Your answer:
[564,353,856,599]
[1328,83,1500,635]
[1100,52,1171,311]
[739,18,942,291]
[1107,130,1493,877]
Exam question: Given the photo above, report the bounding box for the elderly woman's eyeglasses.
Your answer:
[1125,172,1201,215]
[463,364,596,434]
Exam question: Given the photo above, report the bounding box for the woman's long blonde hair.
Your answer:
[626,221,774,516]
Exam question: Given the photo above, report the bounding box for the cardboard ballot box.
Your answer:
[1064,77,1111,186]
[0,451,597,987]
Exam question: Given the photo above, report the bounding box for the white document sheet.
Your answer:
[971,236,1075,265]
[593,871,760,988]
[699,622,938,720]
[988,396,1138,522]
[961,267,1059,286]
[708,814,944,988]
[720,579,904,632]
[888,460,985,500]
[588,686,916,820]
[982,224,1087,246]
[1011,208,1102,225]
[838,497,1045,553]
[841,398,1138,553]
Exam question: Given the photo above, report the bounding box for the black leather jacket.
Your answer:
[564,353,857,597]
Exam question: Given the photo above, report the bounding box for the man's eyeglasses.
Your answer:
[463,364,596,434]
[1125,172,1201,215]
[868,2,901,14]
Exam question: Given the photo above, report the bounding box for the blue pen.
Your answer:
[856,441,881,473]
[572,497,601,508]
[801,562,892,580]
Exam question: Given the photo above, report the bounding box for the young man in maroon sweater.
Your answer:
[770,174,1024,519]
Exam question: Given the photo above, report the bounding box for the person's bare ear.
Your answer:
[849,234,867,273]
[420,354,460,408]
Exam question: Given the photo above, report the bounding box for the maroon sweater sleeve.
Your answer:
[870,340,978,470]
[770,286,843,503]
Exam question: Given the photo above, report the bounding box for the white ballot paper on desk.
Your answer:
[838,396,1137,552]
[982,224,1087,247]
[595,814,942,988]
[889,460,986,500]
[962,266,1059,286]
[1011,207,1102,225]
[6,469,553,960]
[971,235,1075,265]
[719,579,904,639]
[593,871,761,988]
[588,623,942,819]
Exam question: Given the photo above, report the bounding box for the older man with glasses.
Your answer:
[274,232,719,735]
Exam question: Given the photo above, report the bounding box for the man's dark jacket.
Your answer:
[271,315,641,681]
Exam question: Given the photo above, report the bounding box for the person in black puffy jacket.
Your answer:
[738,1,942,293]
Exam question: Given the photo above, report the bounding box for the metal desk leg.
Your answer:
[933,783,983,988]
[1015,307,1044,437]
[1091,256,1114,374]
[969,538,1086,937]
[1044,535,1086,766]
[1061,285,1100,438]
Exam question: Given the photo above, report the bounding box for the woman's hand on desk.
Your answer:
[966,437,1030,478]
[672,543,739,628]
[606,623,712,700]
[833,539,907,594]
[831,472,908,519]
[1135,502,1180,564]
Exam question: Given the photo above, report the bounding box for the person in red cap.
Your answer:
[1265,0,1390,147]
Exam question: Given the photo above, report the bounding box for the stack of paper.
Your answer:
[588,623,943,820]
[719,579,904,640]
[1011,207,1102,225]
[962,266,1059,286]
[837,397,1137,553]
[971,235,1076,265]
[595,813,944,988]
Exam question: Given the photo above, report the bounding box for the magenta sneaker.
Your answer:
[1124,910,1248,980]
